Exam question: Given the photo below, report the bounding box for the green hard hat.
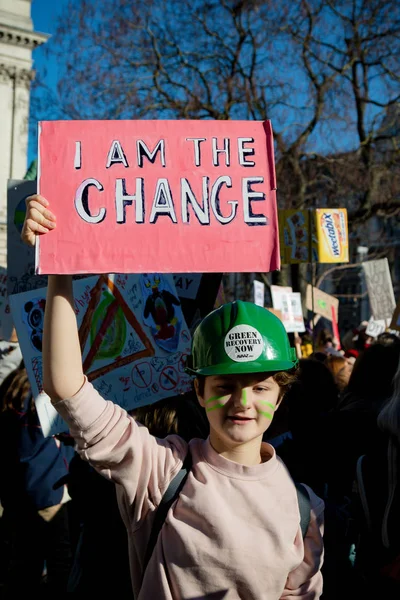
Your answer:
[185,300,298,376]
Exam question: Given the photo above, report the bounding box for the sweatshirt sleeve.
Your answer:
[280,486,324,600]
[54,378,188,524]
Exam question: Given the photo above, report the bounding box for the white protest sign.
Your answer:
[362,259,396,321]
[253,280,265,307]
[288,292,306,333]
[280,292,305,333]
[271,286,304,333]
[10,273,192,436]
[365,317,390,338]
[271,285,293,310]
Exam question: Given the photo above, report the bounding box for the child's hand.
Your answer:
[21,194,57,247]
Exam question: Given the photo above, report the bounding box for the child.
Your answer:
[21,194,324,599]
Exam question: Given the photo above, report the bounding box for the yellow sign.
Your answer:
[279,208,348,264]
[279,210,317,264]
[314,209,349,263]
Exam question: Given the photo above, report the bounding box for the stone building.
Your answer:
[0,0,48,266]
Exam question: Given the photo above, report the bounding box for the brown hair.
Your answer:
[326,355,345,373]
[325,355,349,392]
[196,368,297,400]
[0,363,32,413]
[131,397,179,437]
[131,391,209,441]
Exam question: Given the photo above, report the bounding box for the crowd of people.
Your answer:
[0,194,398,598]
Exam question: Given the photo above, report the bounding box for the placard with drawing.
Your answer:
[10,273,192,436]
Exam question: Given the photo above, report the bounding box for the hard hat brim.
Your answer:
[185,359,297,377]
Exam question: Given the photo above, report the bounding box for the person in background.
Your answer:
[266,358,342,600]
[342,354,400,595]
[371,357,400,593]
[376,331,400,347]
[352,321,371,354]
[328,340,400,501]
[314,328,335,355]
[269,357,339,496]
[344,349,358,367]
[0,327,22,386]
[326,355,353,394]
[0,362,75,596]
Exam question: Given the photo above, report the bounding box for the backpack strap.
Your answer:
[295,482,311,539]
[142,452,192,581]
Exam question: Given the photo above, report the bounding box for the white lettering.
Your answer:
[106,140,129,168]
[181,177,210,224]
[74,179,106,224]
[242,177,267,225]
[115,178,144,224]
[149,179,177,223]
[238,137,255,166]
[211,176,238,224]
[212,138,230,167]
[186,138,206,167]
[137,139,166,167]
[74,141,81,169]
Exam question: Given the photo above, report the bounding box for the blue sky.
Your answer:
[27,0,340,165]
[27,0,391,168]
[28,0,69,165]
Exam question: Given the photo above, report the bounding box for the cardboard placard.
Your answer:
[7,180,221,336]
[174,272,223,333]
[283,292,305,333]
[7,180,48,296]
[279,208,349,264]
[365,317,389,338]
[270,285,305,333]
[271,285,293,308]
[37,119,280,274]
[306,285,339,322]
[253,280,265,307]
[314,208,349,263]
[10,273,192,436]
[362,259,396,321]
[279,210,316,264]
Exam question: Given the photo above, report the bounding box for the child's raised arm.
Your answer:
[21,195,85,401]
[20,194,187,549]
[43,275,85,400]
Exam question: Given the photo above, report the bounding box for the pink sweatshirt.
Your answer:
[56,379,324,599]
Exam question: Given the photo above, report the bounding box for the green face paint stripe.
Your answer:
[205,395,225,405]
[259,411,273,419]
[206,404,225,413]
[260,401,275,411]
[242,389,247,406]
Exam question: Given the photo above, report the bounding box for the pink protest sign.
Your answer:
[37,120,280,274]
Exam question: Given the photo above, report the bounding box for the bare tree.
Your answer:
[31,0,400,297]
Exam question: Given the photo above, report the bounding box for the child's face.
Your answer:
[195,373,281,449]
